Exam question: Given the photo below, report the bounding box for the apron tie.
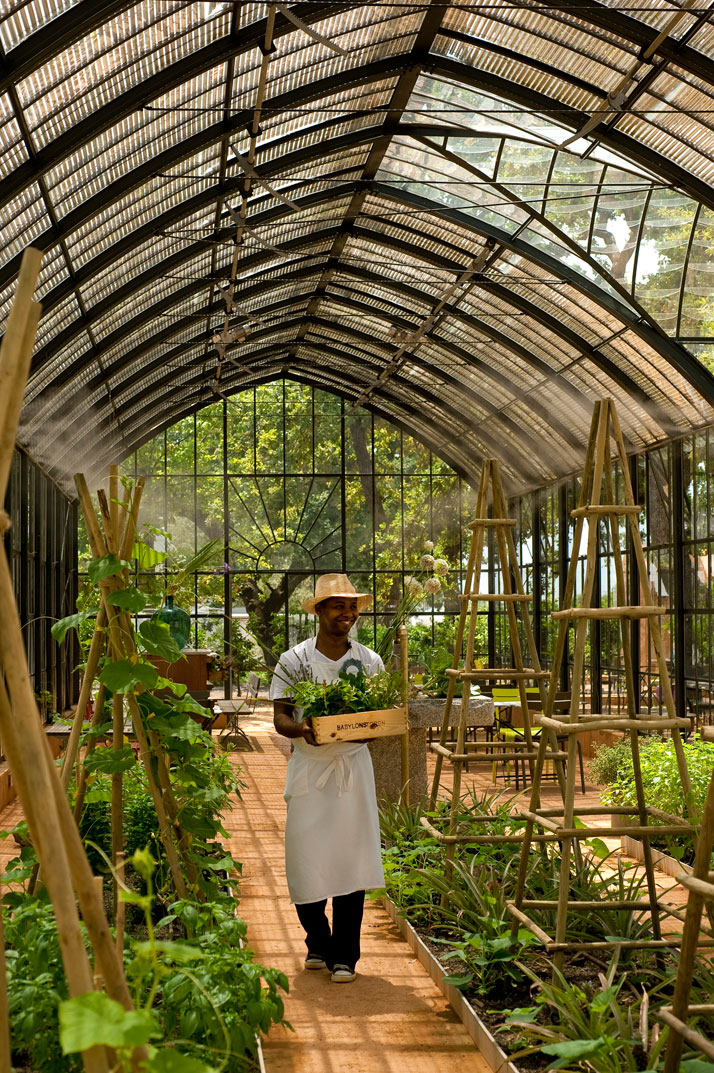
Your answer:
[314,755,353,797]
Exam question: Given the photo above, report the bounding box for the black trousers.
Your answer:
[295,889,365,971]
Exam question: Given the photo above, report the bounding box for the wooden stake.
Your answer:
[115,853,127,961]
[0,248,43,500]
[111,691,125,917]
[60,604,108,790]
[399,625,410,806]
[0,677,108,1073]
[75,473,190,899]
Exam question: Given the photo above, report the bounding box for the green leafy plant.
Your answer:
[290,666,403,720]
[503,957,670,1072]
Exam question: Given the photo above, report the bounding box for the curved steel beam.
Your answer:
[78,261,593,435]
[525,0,714,86]
[0,0,137,92]
[30,213,681,432]
[28,221,680,443]
[3,32,714,237]
[113,369,480,486]
[101,324,552,469]
[56,349,536,486]
[0,52,406,216]
[19,106,712,410]
[102,319,580,470]
[430,55,714,214]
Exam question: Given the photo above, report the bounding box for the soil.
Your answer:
[412,920,654,1073]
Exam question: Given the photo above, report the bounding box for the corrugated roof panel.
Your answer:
[17,5,229,148]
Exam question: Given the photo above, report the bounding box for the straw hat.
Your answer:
[302,573,372,615]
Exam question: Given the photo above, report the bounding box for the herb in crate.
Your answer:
[290,667,402,722]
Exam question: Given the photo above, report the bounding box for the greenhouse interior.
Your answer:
[2,0,714,1070]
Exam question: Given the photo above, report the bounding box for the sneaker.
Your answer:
[304,954,327,970]
[330,963,356,983]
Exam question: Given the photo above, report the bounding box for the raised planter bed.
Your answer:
[621,834,693,879]
[381,896,518,1073]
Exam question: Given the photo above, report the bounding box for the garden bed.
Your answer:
[381,896,518,1073]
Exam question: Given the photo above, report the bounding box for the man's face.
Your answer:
[316,596,359,638]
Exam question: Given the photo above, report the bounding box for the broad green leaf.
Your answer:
[542,1037,608,1067]
[147,710,204,742]
[59,993,159,1052]
[502,1006,539,1025]
[156,676,187,697]
[148,1049,214,1073]
[132,940,205,963]
[139,621,182,662]
[106,588,148,613]
[99,658,159,693]
[83,744,137,775]
[585,837,611,860]
[133,541,168,570]
[682,1062,714,1072]
[442,973,473,988]
[51,611,94,644]
[87,554,130,584]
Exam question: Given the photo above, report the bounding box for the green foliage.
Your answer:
[290,666,402,719]
[106,587,149,613]
[139,619,182,662]
[504,958,669,1073]
[599,736,714,844]
[87,553,131,583]
[3,893,80,1072]
[99,657,159,693]
[59,992,158,1053]
[51,610,95,645]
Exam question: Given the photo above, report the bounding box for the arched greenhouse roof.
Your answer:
[3,0,714,495]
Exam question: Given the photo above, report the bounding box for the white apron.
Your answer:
[283,645,385,905]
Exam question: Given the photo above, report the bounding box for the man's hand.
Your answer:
[301,721,319,747]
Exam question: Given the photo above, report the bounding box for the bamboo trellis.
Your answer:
[0,249,143,1072]
[507,398,699,968]
[71,471,202,902]
[421,458,566,892]
[660,723,714,1070]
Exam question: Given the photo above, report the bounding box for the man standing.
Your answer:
[270,574,385,983]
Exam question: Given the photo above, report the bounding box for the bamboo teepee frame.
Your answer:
[659,726,714,1071]
[72,471,203,902]
[508,399,699,967]
[421,459,567,887]
[0,249,143,1072]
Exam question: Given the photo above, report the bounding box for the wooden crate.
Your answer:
[310,707,407,744]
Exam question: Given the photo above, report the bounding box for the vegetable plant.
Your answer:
[289,666,403,721]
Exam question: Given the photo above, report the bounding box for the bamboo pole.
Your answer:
[60,604,108,790]
[0,675,108,1073]
[111,691,125,917]
[73,683,107,822]
[399,625,410,806]
[115,853,127,961]
[0,248,109,1073]
[75,474,190,899]
[0,249,43,497]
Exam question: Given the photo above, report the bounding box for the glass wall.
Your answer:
[508,429,714,724]
[117,381,477,685]
[4,447,78,725]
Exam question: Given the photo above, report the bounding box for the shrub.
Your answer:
[600,736,714,820]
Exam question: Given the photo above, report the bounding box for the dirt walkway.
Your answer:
[225,703,493,1073]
